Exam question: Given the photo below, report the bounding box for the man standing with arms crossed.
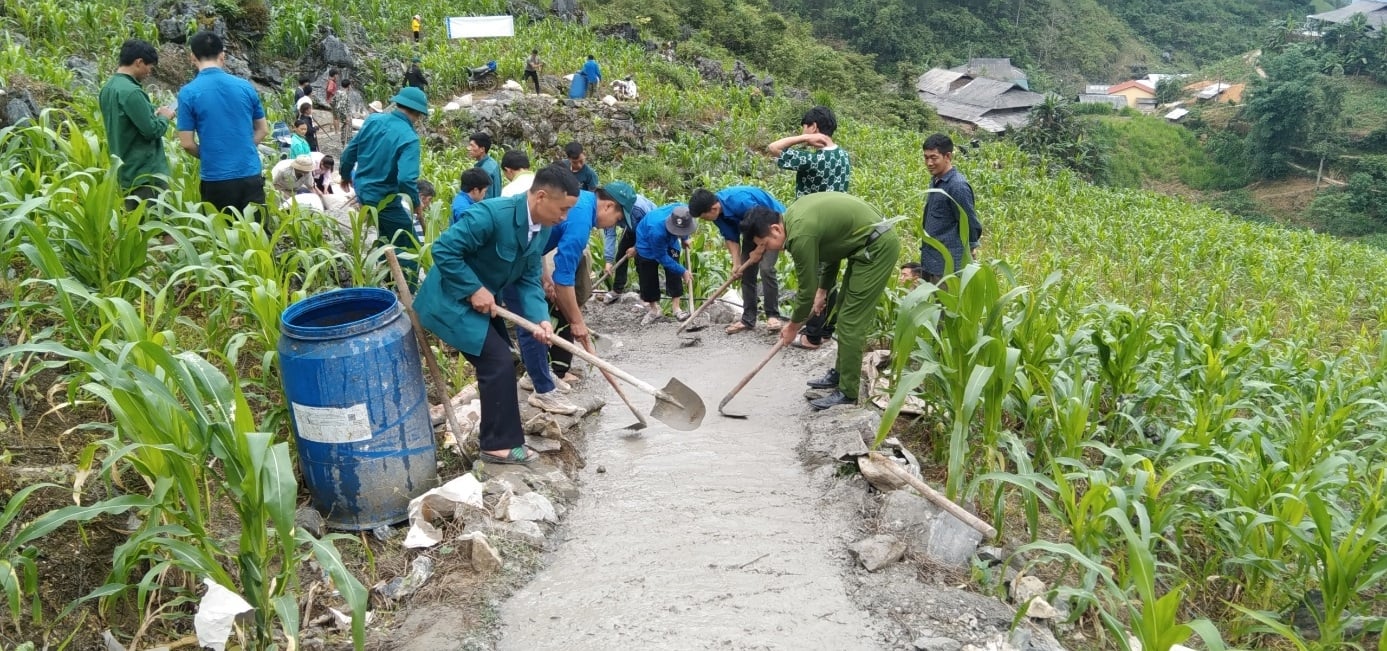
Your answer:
[177,31,268,215]
[740,193,899,411]
[413,167,581,465]
[920,133,982,284]
[339,86,428,278]
[100,38,176,209]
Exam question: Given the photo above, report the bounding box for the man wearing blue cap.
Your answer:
[340,85,428,278]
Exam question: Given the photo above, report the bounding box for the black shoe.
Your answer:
[809,389,854,411]
[806,369,839,389]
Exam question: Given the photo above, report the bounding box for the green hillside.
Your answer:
[4,0,1387,649]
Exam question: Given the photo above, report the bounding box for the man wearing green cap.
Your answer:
[739,192,899,411]
[339,86,428,277]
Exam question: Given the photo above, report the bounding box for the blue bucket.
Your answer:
[279,287,438,530]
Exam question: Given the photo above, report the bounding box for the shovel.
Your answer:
[718,339,789,418]
[678,258,755,334]
[589,249,634,297]
[493,306,705,431]
[580,336,648,432]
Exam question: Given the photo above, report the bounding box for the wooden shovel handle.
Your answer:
[590,249,635,290]
[677,258,756,334]
[867,451,997,538]
[385,249,469,462]
[492,305,665,399]
[718,339,788,411]
[580,336,646,426]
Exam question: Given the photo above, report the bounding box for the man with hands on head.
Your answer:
[413,166,581,465]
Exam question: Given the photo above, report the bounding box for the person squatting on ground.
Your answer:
[339,86,428,280]
[451,168,491,225]
[509,179,636,413]
[469,132,503,200]
[177,31,268,216]
[100,38,176,210]
[634,202,698,324]
[741,192,900,411]
[919,133,982,284]
[601,191,655,303]
[688,185,788,334]
[413,166,582,465]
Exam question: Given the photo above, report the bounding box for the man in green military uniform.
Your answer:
[413,166,581,464]
[740,192,899,411]
[99,38,176,209]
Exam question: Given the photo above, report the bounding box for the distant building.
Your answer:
[949,58,1030,90]
[916,67,1044,133]
[1308,1,1387,31]
[1182,80,1245,103]
[1106,80,1156,110]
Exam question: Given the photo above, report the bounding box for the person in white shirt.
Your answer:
[500,149,535,197]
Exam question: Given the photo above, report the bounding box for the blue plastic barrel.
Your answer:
[279,287,438,530]
[569,72,588,99]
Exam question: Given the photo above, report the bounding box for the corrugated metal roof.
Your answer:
[950,58,1028,85]
[1084,84,1111,95]
[1310,0,1387,28]
[1165,108,1190,120]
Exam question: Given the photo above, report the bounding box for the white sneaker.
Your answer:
[640,309,661,325]
[528,390,581,415]
[519,373,571,392]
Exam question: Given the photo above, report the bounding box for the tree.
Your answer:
[1155,77,1182,105]
[1010,94,1110,181]
[1242,47,1333,179]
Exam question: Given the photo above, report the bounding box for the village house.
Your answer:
[915,58,1044,133]
[1308,1,1387,32]
[1106,80,1156,110]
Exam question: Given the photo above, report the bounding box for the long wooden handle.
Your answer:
[581,337,646,426]
[677,259,755,334]
[492,305,664,399]
[867,451,997,539]
[590,250,635,290]
[385,249,468,462]
[718,339,788,411]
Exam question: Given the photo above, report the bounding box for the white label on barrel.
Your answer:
[292,402,373,444]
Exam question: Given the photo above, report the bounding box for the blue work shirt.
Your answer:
[339,110,421,209]
[920,166,982,277]
[604,193,654,262]
[450,193,476,225]
[544,190,596,287]
[582,59,602,85]
[177,67,265,181]
[635,203,688,275]
[475,155,503,199]
[713,186,785,242]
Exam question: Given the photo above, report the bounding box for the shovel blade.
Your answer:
[650,378,705,431]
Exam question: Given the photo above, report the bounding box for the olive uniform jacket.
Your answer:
[414,195,551,356]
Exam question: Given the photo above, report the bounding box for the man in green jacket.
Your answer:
[99,39,175,209]
[414,166,581,465]
[740,192,900,411]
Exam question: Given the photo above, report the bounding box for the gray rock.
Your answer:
[468,532,503,574]
[798,407,876,467]
[508,0,546,22]
[1024,626,1068,651]
[926,507,985,566]
[487,519,546,547]
[1023,597,1060,620]
[914,636,963,651]
[1010,575,1047,605]
[879,488,983,566]
[849,534,906,572]
[64,56,100,90]
[319,35,354,68]
[5,94,38,127]
[525,435,563,453]
[881,488,939,531]
[224,54,252,79]
[549,0,585,23]
[694,56,725,83]
[294,506,327,538]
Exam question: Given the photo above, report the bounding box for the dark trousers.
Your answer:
[466,319,526,452]
[375,202,419,285]
[636,254,684,302]
[802,287,838,344]
[201,174,266,217]
[523,70,540,93]
[123,183,163,212]
[611,227,636,293]
[739,234,782,326]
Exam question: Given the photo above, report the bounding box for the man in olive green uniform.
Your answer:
[99,39,175,209]
[740,192,899,410]
[413,166,581,464]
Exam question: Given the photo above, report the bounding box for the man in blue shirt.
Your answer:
[451,168,491,225]
[635,203,698,324]
[688,185,788,334]
[468,132,503,199]
[340,86,428,279]
[920,133,982,284]
[177,31,268,216]
[509,180,635,411]
[581,55,602,98]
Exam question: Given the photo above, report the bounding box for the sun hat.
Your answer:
[390,86,429,115]
[666,206,697,238]
[296,95,313,110]
[291,154,315,172]
[599,181,636,224]
[368,100,384,113]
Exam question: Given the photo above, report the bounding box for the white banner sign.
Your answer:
[447,15,515,39]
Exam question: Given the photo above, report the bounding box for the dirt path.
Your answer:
[492,306,888,650]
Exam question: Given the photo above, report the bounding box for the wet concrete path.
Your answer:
[495,317,885,650]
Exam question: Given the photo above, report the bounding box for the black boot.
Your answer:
[810,389,854,410]
[806,368,839,389]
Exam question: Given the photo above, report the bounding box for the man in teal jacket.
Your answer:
[414,166,581,464]
[340,86,428,278]
[99,38,175,208]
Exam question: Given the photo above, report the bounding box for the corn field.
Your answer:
[3,0,1387,648]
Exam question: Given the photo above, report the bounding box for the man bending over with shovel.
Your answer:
[740,192,899,411]
[687,185,787,334]
[414,165,581,465]
[509,177,636,413]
